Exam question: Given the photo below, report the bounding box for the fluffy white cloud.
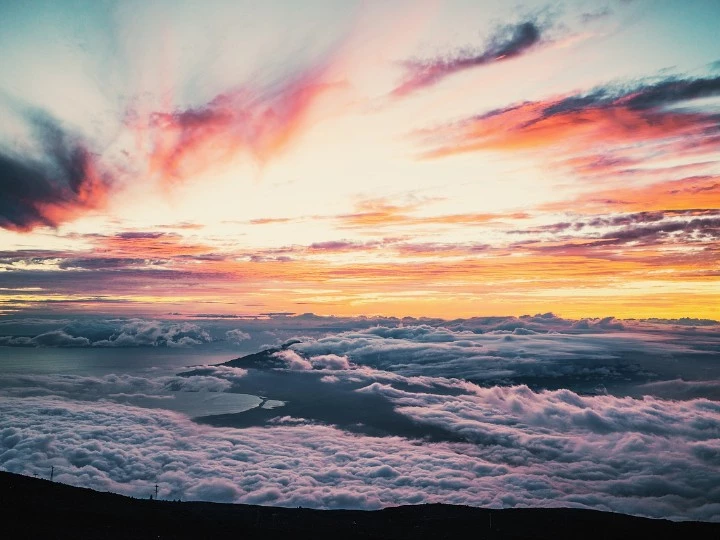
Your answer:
[272,351,352,371]
[226,329,251,344]
[282,324,718,398]
[92,320,212,348]
[273,349,314,370]
[308,354,351,370]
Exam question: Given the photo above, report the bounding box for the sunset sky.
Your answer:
[1,0,719,320]
[3,1,720,522]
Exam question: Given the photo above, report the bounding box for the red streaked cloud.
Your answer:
[235,198,531,232]
[419,76,720,174]
[248,217,294,225]
[133,62,344,185]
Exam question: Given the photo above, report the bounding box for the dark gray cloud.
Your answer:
[0,108,112,231]
[508,212,720,258]
[590,217,720,246]
[114,232,168,240]
[624,76,720,110]
[513,210,720,236]
[539,76,720,118]
[57,258,155,270]
[392,20,546,97]
[580,7,612,23]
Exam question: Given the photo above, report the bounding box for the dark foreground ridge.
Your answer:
[2,471,718,539]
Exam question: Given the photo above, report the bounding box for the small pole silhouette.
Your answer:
[50,466,54,482]
[155,484,159,500]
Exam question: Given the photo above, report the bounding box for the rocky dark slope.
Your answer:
[1,471,718,539]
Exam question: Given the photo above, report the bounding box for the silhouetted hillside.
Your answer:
[1,471,718,539]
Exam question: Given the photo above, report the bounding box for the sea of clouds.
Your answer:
[1,314,719,520]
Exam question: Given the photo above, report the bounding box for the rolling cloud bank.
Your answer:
[1,315,719,521]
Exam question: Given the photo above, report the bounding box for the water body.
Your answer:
[0,346,273,419]
[0,345,236,376]
[122,391,265,417]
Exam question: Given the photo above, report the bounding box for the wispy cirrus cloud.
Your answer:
[337,197,529,230]
[392,20,549,98]
[133,59,344,184]
[543,175,720,214]
[0,62,345,231]
[240,198,530,232]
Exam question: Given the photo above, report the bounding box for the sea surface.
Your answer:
[0,345,268,418]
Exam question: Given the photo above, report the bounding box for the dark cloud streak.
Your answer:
[392,21,546,97]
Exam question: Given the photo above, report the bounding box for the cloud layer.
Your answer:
[1,315,719,519]
[1,387,718,520]
[0,319,212,348]
[282,321,719,398]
